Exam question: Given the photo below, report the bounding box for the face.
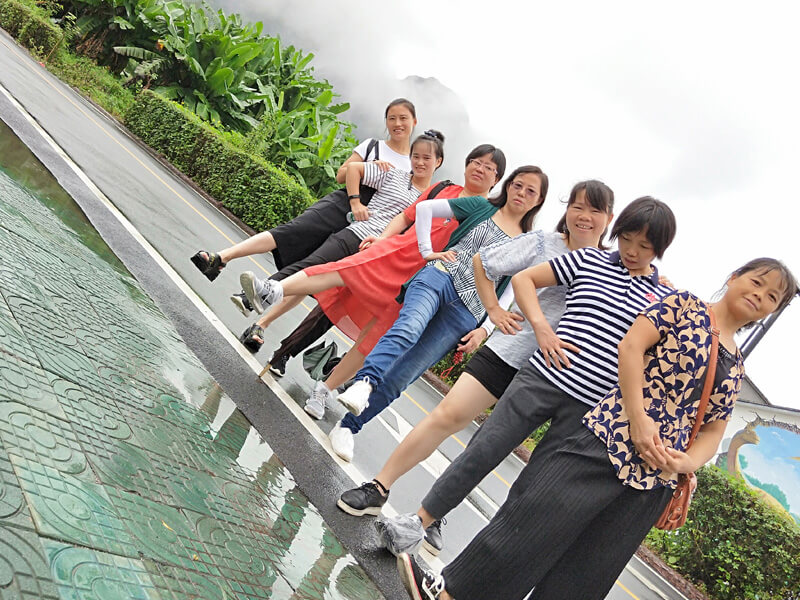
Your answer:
[385,105,416,142]
[565,189,613,249]
[725,269,786,323]
[410,141,441,178]
[464,153,500,193]
[616,228,657,275]
[505,173,544,214]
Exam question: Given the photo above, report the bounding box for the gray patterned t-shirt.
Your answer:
[480,230,570,369]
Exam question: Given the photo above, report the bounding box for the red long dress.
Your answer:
[303,184,464,353]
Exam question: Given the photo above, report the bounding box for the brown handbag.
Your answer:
[654,311,719,531]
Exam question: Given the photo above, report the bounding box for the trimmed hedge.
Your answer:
[646,466,800,599]
[0,0,61,57]
[125,91,314,232]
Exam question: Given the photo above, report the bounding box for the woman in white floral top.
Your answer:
[397,257,797,600]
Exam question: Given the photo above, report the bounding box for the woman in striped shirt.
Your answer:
[231,130,445,350]
[398,258,797,600]
[375,196,676,557]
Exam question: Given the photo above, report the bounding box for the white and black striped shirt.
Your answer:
[442,218,509,320]
[530,247,671,407]
[348,164,421,240]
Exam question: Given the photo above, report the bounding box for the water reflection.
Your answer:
[0,119,384,598]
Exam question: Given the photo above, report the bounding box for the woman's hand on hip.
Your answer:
[425,250,457,263]
[488,306,524,335]
[457,328,487,353]
[533,322,579,370]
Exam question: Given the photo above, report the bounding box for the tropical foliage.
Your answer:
[53,0,358,196]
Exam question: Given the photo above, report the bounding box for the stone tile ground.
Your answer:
[0,161,383,599]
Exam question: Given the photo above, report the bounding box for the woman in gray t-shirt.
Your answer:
[337,180,616,553]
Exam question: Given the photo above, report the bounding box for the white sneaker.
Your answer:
[239,271,283,314]
[304,380,336,420]
[329,421,354,462]
[337,377,372,416]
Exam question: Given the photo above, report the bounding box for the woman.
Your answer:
[234,129,446,349]
[236,146,505,423]
[190,98,416,282]
[321,165,549,461]
[375,196,677,557]
[397,258,797,600]
[336,180,614,555]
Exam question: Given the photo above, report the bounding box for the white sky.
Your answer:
[221,0,800,409]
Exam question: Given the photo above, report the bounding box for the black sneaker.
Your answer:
[239,324,264,352]
[422,518,445,556]
[337,481,388,517]
[230,292,254,316]
[268,353,288,377]
[397,553,446,600]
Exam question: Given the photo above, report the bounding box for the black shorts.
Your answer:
[463,346,519,400]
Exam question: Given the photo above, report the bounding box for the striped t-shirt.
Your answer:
[530,247,671,407]
[348,164,421,240]
[442,218,509,320]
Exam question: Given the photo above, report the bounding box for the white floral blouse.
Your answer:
[583,291,745,490]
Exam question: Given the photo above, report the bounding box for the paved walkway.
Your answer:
[0,27,687,600]
[0,123,383,598]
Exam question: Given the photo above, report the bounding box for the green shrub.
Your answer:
[0,0,62,56]
[645,465,800,599]
[125,90,313,231]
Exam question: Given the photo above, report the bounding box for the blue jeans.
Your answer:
[341,266,478,434]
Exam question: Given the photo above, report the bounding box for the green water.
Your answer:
[0,119,123,271]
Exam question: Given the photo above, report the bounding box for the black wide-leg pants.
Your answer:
[442,426,672,600]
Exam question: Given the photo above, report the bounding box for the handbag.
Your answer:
[302,341,339,381]
[654,310,719,531]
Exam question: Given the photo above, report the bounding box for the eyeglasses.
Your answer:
[509,181,539,200]
[468,159,498,175]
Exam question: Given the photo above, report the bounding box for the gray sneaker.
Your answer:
[422,518,445,556]
[375,513,425,556]
[239,272,283,314]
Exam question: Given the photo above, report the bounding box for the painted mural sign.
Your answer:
[718,403,800,523]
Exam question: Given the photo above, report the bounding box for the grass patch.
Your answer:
[47,50,136,119]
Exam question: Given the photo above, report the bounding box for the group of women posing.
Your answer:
[191,98,797,600]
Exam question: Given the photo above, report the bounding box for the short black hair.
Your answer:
[465,144,506,182]
[610,196,676,259]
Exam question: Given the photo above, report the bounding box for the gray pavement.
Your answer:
[0,28,686,600]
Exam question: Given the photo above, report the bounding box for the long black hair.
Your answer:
[489,165,548,232]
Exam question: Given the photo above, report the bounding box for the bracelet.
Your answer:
[348,194,361,200]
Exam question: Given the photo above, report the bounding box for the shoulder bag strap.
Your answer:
[424,180,453,200]
[365,138,379,161]
[687,310,720,447]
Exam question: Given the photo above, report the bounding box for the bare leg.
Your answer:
[256,295,305,329]
[375,374,496,506]
[322,319,376,390]
[278,271,345,297]
[218,231,276,263]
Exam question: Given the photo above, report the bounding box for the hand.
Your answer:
[350,201,370,221]
[488,306,524,335]
[425,250,457,263]
[532,321,579,369]
[658,274,674,288]
[660,447,698,475]
[457,328,486,353]
[628,412,670,470]
[371,160,393,172]
[359,235,380,251]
